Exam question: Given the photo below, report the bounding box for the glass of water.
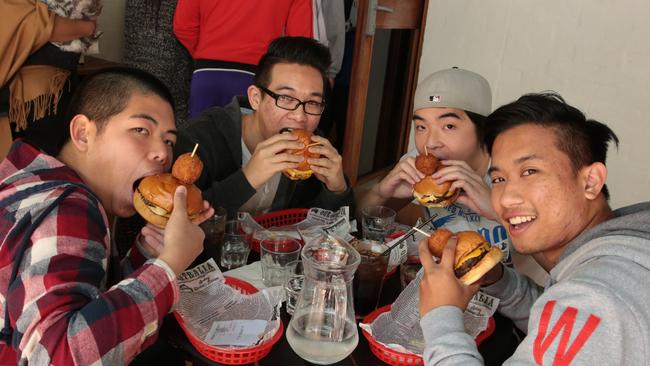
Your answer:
[361,205,396,242]
[220,220,250,270]
[260,236,301,287]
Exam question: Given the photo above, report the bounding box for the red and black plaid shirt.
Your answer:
[0,141,179,365]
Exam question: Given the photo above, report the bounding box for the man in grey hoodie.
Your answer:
[418,92,650,365]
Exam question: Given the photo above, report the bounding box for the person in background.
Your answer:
[124,0,193,126]
[0,0,97,159]
[311,0,345,140]
[173,0,313,117]
[0,68,213,364]
[174,36,353,217]
[418,93,650,365]
[357,67,512,261]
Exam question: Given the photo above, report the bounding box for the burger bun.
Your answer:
[413,176,458,208]
[134,174,203,227]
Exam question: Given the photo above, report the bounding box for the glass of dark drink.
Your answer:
[351,239,389,317]
[199,207,227,266]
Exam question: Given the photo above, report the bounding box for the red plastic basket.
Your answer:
[250,208,309,252]
[361,305,495,366]
[174,276,283,365]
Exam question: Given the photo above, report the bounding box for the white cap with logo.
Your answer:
[413,67,492,116]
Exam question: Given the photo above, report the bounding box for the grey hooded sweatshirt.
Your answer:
[420,202,650,365]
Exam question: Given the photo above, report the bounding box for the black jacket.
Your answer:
[174,97,354,217]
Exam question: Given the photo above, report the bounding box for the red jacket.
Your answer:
[173,0,312,65]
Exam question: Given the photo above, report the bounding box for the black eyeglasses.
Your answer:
[257,85,326,116]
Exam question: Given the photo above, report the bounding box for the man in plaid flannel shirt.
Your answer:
[0,68,214,365]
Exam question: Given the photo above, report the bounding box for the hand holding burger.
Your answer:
[281,128,320,180]
[418,232,482,317]
[412,153,459,207]
[424,228,502,285]
[133,150,204,227]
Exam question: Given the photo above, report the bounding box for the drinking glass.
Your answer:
[361,205,396,242]
[399,256,422,290]
[199,207,227,264]
[283,260,304,316]
[220,220,250,270]
[260,236,301,287]
[351,239,389,316]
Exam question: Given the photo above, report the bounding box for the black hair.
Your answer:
[61,67,174,147]
[484,92,619,200]
[465,111,487,149]
[254,36,331,91]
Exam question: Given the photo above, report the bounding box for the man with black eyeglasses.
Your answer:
[173,36,353,216]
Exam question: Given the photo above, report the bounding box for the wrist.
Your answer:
[327,178,347,193]
[158,253,183,276]
[242,165,262,189]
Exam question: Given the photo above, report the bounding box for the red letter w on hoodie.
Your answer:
[533,300,601,366]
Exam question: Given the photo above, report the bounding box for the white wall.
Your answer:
[413,0,650,209]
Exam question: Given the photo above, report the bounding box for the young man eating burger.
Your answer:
[0,68,214,364]
[418,93,650,365]
[357,67,512,260]
[173,36,353,217]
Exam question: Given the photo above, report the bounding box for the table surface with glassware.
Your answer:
[164,207,522,366]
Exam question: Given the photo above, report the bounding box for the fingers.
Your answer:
[383,159,422,186]
[433,161,483,186]
[193,204,215,225]
[271,151,304,164]
[141,224,164,243]
[418,239,437,271]
[440,235,458,268]
[141,233,164,254]
[308,135,335,155]
[139,224,165,255]
[400,157,425,181]
[307,139,342,165]
[255,134,303,156]
[170,185,188,218]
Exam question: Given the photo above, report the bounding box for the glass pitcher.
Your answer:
[286,233,361,365]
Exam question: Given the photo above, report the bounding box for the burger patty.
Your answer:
[430,194,453,204]
[454,250,488,278]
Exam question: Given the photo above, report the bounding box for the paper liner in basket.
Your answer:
[359,268,498,355]
[174,259,284,348]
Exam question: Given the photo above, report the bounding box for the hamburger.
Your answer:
[426,228,503,285]
[412,153,458,207]
[413,176,459,208]
[133,150,204,227]
[133,174,203,227]
[281,128,320,180]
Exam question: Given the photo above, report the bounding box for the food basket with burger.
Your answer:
[359,228,502,364]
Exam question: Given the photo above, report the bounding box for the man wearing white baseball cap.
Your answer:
[357,67,511,261]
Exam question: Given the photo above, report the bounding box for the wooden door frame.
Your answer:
[342,0,430,186]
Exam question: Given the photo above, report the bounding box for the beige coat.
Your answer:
[1,0,58,159]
